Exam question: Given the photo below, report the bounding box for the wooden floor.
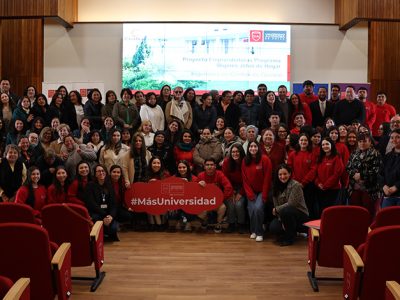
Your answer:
[71,231,342,300]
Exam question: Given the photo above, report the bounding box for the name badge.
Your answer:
[100,204,108,209]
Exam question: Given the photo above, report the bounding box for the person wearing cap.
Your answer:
[346,132,382,217]
[299,80,318,105]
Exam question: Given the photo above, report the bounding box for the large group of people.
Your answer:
[0,77,399,246]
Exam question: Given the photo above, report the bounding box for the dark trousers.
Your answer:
[269,206,309,242]
[91,213,119,238]
[316,188,339,218]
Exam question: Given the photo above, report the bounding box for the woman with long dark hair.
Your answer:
[6,119,25,145]
[15,166,47,219]
[174,129,195,169]
[287,133,317,219]
[312,137,344,217]
[84,88,104,130]
[242,141,272,242]
[47,166,70,203]
[109,164,134,225]
[222,143,247,233]
[174,160,198,232]
[99,128,129,172]
[157,84,172,111]
[0,92,16,130]
[121,133,151,185]
[270,164,309,246]
[86,164,119,241]
[146,156,170,231]
[67,161,92,206]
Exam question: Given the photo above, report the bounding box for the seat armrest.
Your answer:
[90,221,105,270]
[308,228,320,273]
[3,278,30,300]
[343,245,364,300]
[51,243,72,300]
[90,221,103,241]
[51,242,71,269]
[310,228,320,241]
[386,281,400,300]
[344,245,364,273]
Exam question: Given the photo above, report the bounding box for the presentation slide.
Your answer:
[122,23,291,92]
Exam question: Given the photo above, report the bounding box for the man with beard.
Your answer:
[310,86,334,131]
[333,86,365,126]
[299,80,318,105]
[277,85,290,126]
[329,84,342,104]
[357,87,376,130]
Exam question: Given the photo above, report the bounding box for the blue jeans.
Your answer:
[247,193,264,236]
[381,197,400,208]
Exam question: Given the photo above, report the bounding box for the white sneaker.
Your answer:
[255,236,263,242]
[250,233,256,239]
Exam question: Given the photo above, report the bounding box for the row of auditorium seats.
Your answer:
[0,203,106,300]
[306,205,400,300]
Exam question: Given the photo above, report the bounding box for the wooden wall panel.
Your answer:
[369,21,400,110]
[0,0,77,28]
[336,0,400,30]
[0,0,57,17]
[0,19,43,95]
[359,0,400,20]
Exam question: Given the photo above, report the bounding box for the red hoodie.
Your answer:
[197,170,233,200]
[313,154,344,190]
[241,155,272,202]
[287,150,316,186]
[15,185,47,217]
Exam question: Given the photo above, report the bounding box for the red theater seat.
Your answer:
[0,223,71,300]
[343,226,400,300]
[370,206,400,230]
[0,203,36,224]
[42,203,105,292]
[307,206,370,291]
[0,277,30,300]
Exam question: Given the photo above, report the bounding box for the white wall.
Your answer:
[78,0,335,24]
[44,22,368,93]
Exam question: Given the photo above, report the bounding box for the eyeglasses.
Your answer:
[96,170,106,174]
[391,121,400,124]
[174,91,183,94]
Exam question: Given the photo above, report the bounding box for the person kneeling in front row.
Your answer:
[270,164,309,246]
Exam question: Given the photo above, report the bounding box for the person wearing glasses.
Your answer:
[165,86,193,130]
[86,164,119,241]
[377,114,400,156]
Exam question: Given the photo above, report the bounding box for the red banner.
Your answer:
[124,177,224,215]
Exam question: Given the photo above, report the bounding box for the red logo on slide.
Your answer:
[250,30,263,42]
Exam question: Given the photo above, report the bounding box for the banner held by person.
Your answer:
[125,177,224,215]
